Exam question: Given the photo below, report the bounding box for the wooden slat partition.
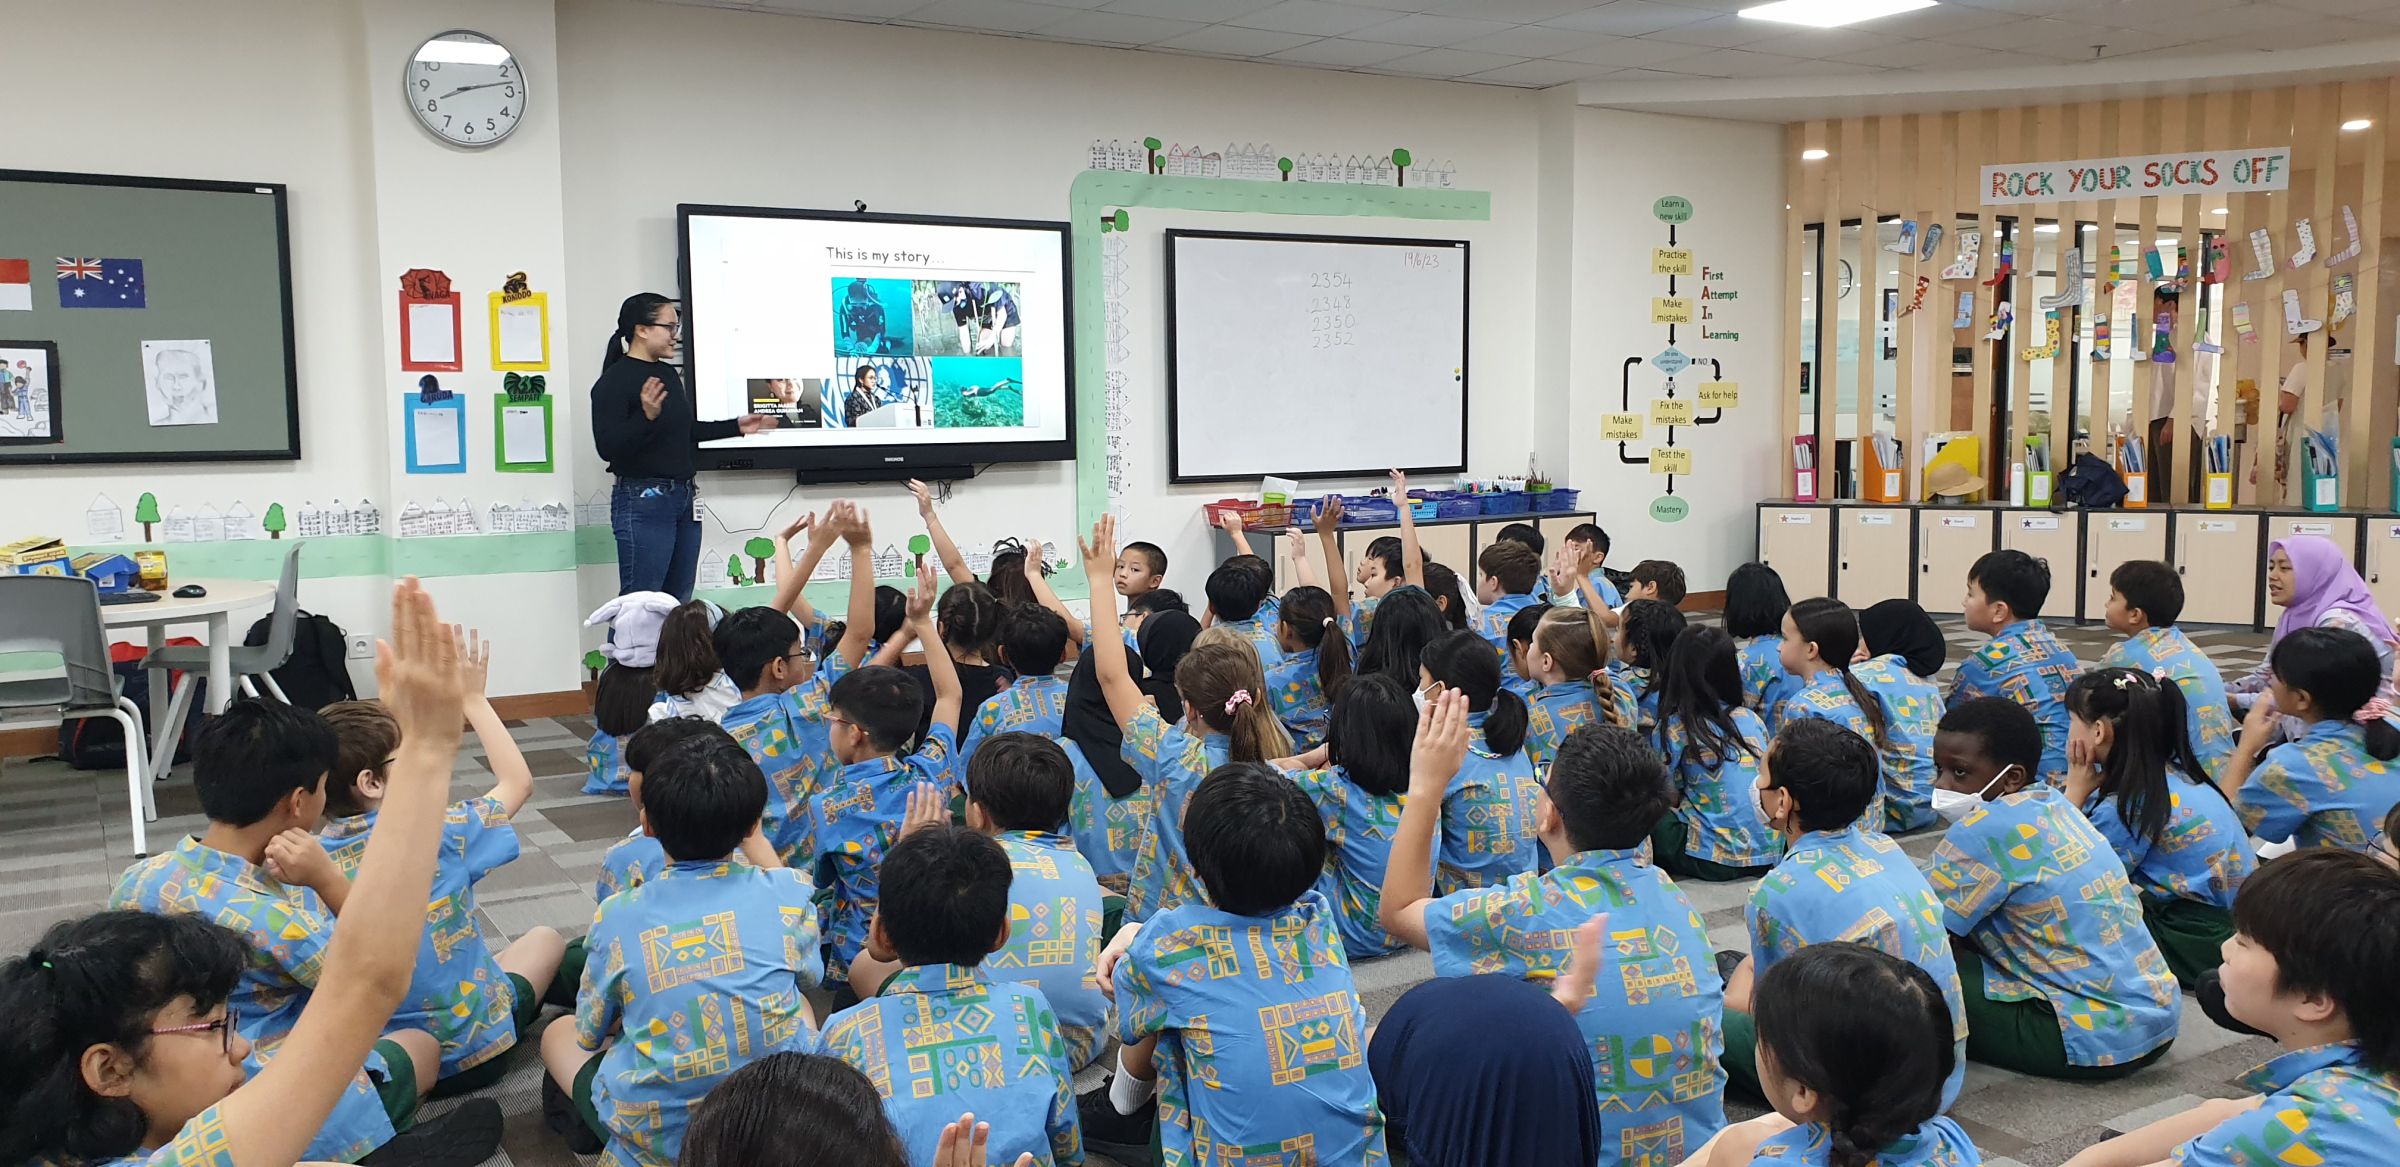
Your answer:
[1780,82,2393,513]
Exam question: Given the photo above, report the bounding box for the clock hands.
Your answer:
[435,81,511,100]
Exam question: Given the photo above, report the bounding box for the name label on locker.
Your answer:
[2290,522,2332,536]
[2018,516,2060,530]
[1859,513,1896,525]
[2198,520,2237,532]
[1778,513,1814,524]
[1939,515,1979,528]
[2108,518,2150,531]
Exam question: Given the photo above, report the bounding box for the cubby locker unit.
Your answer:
[1916,508,1999,615]
[2082,513,2170,622]
[1757,504,1833,599]
[2171,512,2262,627]
[1837,506,1913,607]
[2263,513,2365,630]
[1534,514,1590,556]
[2365,519,2400,621]
[1998,512,2080,610]
[1330,518,1476,595]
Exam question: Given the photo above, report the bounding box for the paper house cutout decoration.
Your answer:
[73,552,139,594]
[224,501,256,541]
[576,491,609,527]
[398,498,480,538]
[161,507,194,543]
[85,495,124,542]
[353,500,382,535]
[327,498,357,536]
[191,503,225,543]
[489,500,571,533]
[872,544,906,579]
[296,501,328,538]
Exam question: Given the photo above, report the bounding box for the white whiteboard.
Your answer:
[1165,231,1468,482]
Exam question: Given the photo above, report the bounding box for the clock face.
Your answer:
[405,30,525,148]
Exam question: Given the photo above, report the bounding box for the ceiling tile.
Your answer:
[1101,0,1280,20]
[749,0,931,15]
[1229,0,1398,35]
[1861,5,2025,38]
[1933,16,2100,51]
[1594,65,1723,82]
[1757,26,1900,59]
[1760,56,1885,76]
[1153,24,1323,54]
[1648,0,1749,9]
[1550,35,1713,64]
[1427,0,1605,19]
[1449,24,1623,56]
[2281,0,2400,18]
[1264,35,1427,64]
[2215,15,2389,49]
[1942,0,2097,14]
[1028,8,1207,42]
[1649,46,1814,76]
[1369,46,1527,75]
[1825,38,1986,70]
[1349,12,1517,45]
[2045,0,2251,28]
[2175,6,2354,41]
[2014,23,2190,61]
[897,0,1080,32]
[1635,14,1782,47]
[1542,0,1714,35]
[1466,57,1615,85]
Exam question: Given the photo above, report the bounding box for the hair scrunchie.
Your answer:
[1224,689,1253,716]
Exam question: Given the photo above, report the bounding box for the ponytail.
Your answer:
[2068,669,2202,846]
[1278,586,1351,703]
[1752,943,1951,1167]
[605,292,674,369]
[2270,626,2400,760]
[1423,630,1528,756]
[653,600,723,699]
[1789,597,1886,749]
[1530,607,1627,728]
[1177,639,1294,763]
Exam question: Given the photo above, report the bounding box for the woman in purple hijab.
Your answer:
[2229,535,2399,729]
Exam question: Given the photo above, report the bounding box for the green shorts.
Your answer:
[427,973,545,1098]
[1954,938,2171,1081]
[2142,896,2234,989]
[372,1037,420,1131]
[1651,814,1775,883]
[571,1053,606,1141]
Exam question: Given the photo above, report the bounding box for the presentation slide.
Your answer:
[683,209,1068,456]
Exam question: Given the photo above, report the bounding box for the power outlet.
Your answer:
[346,634,374,661]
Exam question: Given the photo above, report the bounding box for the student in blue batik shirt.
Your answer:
[108,700,431,1164]
[2063,669,2256,989]
[596,718,786,903]
[1057,646,1154,898]
[1615,599,1687,734]
[1307,490,1410,651]
[2061,850,2400,1167]
[1534,523,1623,609]
[1719,718,1967,1108]
[1420,630,1541,890]
[1775,599,1891,831]
[1725,563,1802,730]
[318,668,571,1096]
[1648,627,1783,883]
[1084,764,1386,1166]
[853,736,1110,1074]
[1471,538,1545,674]
[1200,553,1284,671]
[2098,562,2237,781]
[1950,550,2080,786]
[1854,598,1951,833]
[823,823,1082,1167]
[2216,626,2400,855]
[1263,584,1354,748]
[1081,513,1296,922]
[802,563,962,984]
[1701,944,1981,1167]
[12,585,498,1167]
[964,602,1072,759]
[584,663,650,796]
[1525,605,1638,774]
[1281,674,1422,960]
[544,736,824,1167]
[1500,601,1551,704]
[1927,698,2181,1080]
[1381,694,1726,1167]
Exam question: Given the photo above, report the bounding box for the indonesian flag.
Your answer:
[0,260,28,311]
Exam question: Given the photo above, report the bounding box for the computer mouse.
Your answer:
[173,584,207,598]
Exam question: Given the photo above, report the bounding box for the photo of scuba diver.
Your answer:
[913,280,1022,357]
[931,356,1024,427]
[832,277,915,356]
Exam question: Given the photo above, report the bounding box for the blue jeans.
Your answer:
[612,477,701,601]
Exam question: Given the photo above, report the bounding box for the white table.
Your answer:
[101,578,275,788]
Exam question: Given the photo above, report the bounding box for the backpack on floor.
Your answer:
[57,641,208,770]
[243,610,357,710]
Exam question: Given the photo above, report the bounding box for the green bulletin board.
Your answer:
[0,170,300,465]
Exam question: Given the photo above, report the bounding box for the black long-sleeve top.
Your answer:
[589,357,738,479]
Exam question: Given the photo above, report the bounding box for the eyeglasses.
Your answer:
[785,647,820,664]
[640,320,684,336]
[151,1015,235,1054]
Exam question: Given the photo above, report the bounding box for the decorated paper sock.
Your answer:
[2020,310,2061,361]
[1984,297,2014,341]
[1884,219,1918,255]
[1919,223,1944,263]
[1953,289,1976,330]
[2327,205,2362,268]
[2203,235,2229,285]
[1897,274,1931,316]
[2150,310,2176,365]
[2284,288,2322,336]
[2244,228,2275,280]
[2039,248,2085,309]
[1984,236,2015,286]
[2093,308,2113,361]
[2288,218,2317,268]
[2231,301,2257,344]
[2146,244,2167,282]
[2332,273,2356,327]
[1942,230,1982,280]
[2196,305,2223,354]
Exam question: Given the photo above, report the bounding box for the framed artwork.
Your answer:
[0,340,62,445]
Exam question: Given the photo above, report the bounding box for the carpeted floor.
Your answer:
[0,617,2281,1167]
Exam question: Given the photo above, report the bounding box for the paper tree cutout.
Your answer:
[725,554,748,588]
[135,492,160,541]
[908,534,932,557]
[1392,147,1413,187]
[263,504,287,540]
[583,649,606,680]
[743,536,776,583]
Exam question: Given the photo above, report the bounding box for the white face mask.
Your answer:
[1931,767,2014,824]
[1413,686,1434,717]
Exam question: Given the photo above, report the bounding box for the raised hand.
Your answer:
[775,511,815,549]
[639,377,666,420]
[375,578,467,763]
[457,626,491,701]
[1215,508,1248,541]
[900,780,948,838]
[906,558,936,623]
[1389,467,1409,495]
[1551,913,1612,1015]
[934,1114,1036,1167]
[909,478,936,518]
[1079,514,1119,579]
[1547,546,1578,598]
[1409,688,1470,797]
[1313,493,1345,535]
[1021,538,1046,578]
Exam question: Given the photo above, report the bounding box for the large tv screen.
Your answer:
[679,205,1073,476]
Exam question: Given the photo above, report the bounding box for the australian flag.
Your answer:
[57,257,145,309]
